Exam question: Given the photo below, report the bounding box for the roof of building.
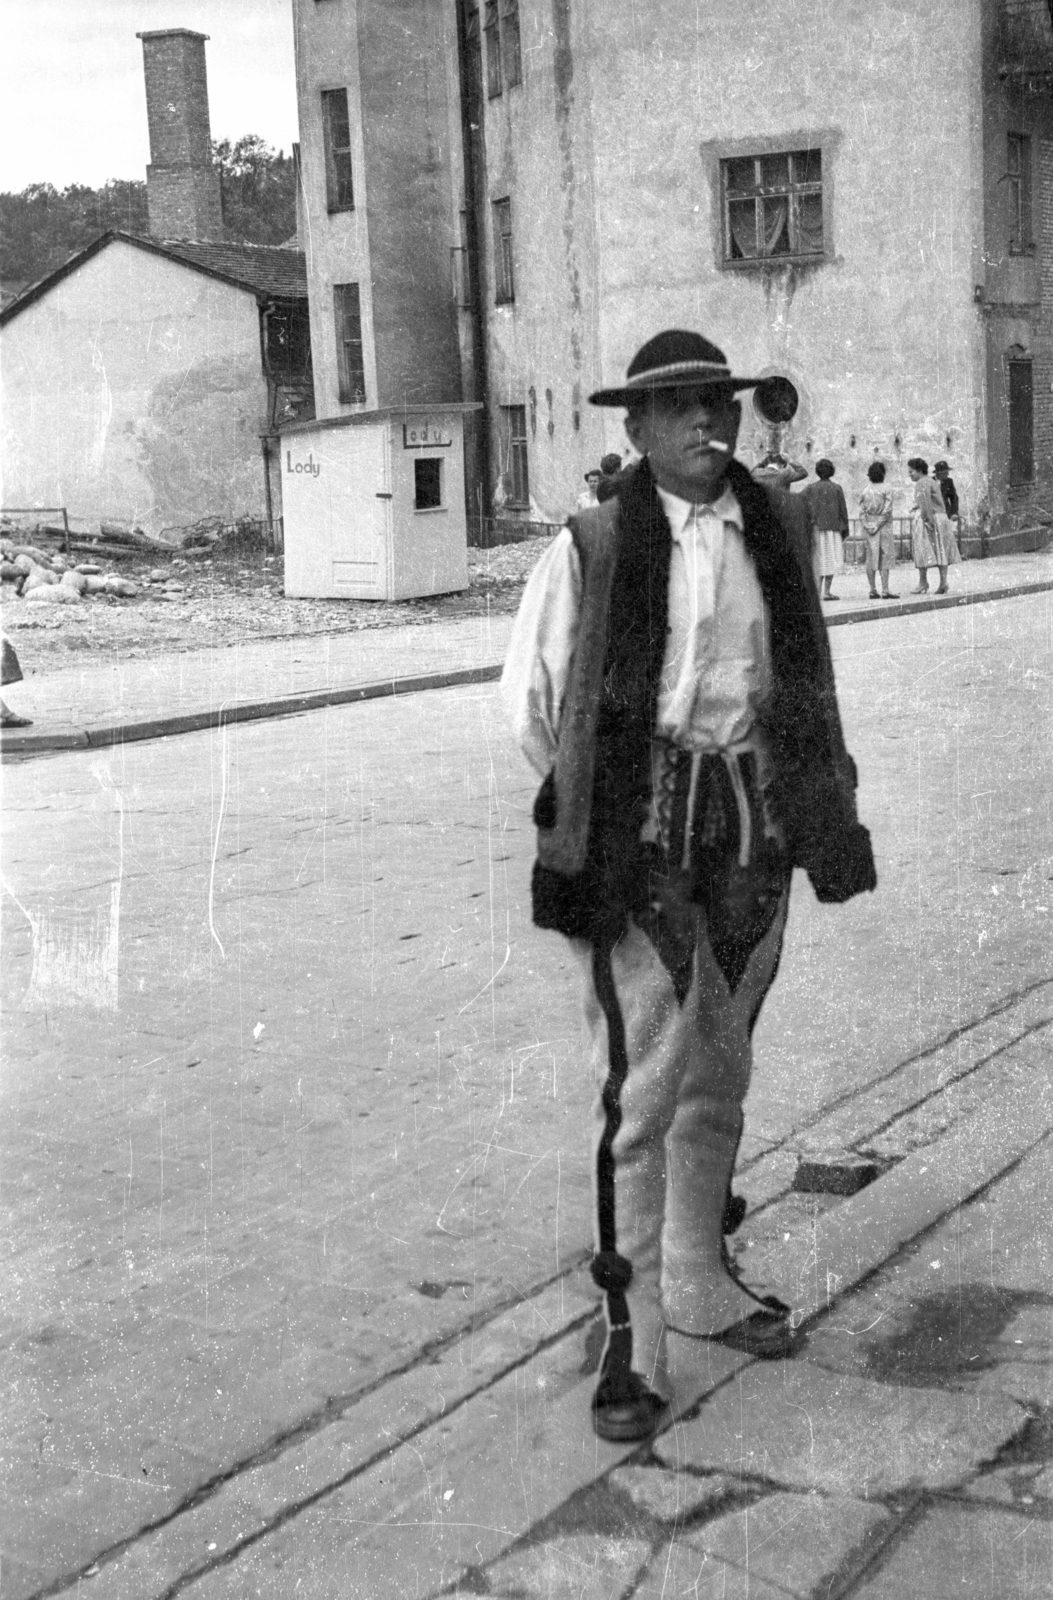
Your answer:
[0,231,307,326]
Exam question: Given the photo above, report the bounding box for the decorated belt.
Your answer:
[637,735,790,988]
[640,735,785,874]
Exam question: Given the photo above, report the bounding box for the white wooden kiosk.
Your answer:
[281,404,479,600]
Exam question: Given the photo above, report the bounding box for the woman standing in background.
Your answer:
[859,462,896,599]
[801,459,849,601]
[908,458,960,594]
[934,461,961,529]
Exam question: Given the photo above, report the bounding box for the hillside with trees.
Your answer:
[1,137,296,294]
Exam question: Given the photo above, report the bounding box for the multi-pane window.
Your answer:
[485,1,502,97]
[721,150,823,263]
[500,0,522,87]
[1008,133,1033,254]
[321,88,354,211]
[492,197,514,303]
[502,405,529,507]
[1008,358,1034,485]
[333,282,366,403]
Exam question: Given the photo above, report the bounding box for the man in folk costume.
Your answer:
[501,331,876,1443]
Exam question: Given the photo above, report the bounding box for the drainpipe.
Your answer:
[454,0,491,538]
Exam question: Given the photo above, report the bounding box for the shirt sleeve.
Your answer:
[499,528,582,777]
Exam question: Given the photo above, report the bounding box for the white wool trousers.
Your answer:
[574,892,789,1392]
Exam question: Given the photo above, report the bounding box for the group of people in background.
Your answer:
[751,451,961,601]
[576,446,962,603]
[577,453,632,509]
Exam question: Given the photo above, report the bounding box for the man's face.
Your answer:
[625,386,741,500]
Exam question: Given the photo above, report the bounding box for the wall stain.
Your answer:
[552,0,583,370]
[135,360,263,531]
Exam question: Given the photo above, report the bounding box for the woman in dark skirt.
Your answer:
[1,635,32,728]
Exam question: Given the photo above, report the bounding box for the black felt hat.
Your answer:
[589,330,762,407]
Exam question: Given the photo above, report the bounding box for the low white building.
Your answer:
[0,231,311,536]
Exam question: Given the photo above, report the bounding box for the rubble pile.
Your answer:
[0,539,139,605]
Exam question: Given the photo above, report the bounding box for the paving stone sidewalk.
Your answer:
[3,546,1052,754]
[127,1125,1052,1599]
[438,1130,1053,1600]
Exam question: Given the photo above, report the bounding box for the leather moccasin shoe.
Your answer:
[591,1370,669,1443]
[707,1295,801,1360]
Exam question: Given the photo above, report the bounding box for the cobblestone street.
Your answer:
[1,589,1051,1597]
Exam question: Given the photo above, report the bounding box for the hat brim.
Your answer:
[589,376,761,407]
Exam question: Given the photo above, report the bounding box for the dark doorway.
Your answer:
[1008,359,1034,485]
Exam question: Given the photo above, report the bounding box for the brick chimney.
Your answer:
[137,29,223,240]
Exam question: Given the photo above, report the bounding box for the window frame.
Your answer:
[500,0,522,88]
[321,87,355,213]
[501,405,530,508]
[719,148,824,268]
[413,457,445,512]
[333,282,366,405]
[484,0,502,98]
[492,196,514,304]
[1007,132,1034,256]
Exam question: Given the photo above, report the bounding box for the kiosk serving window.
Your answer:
[414,458,443,510]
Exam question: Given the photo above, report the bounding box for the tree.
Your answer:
[0,180,148,286]
[212,136,296,247]
[1,136,297,290]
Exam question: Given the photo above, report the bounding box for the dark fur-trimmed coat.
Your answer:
[531,456,876,940]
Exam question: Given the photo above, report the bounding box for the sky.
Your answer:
[1,0,299,192]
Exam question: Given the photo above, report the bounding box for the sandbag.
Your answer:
[21,566,59,593]
[26,583,81,605]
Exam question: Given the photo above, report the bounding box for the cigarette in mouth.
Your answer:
[699,438,731,453]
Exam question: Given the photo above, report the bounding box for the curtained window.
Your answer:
[722,149,823,264]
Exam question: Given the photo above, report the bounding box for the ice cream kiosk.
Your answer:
[280,404,479,600]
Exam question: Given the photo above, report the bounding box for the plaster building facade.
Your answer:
[0,29,313,537]
[291,0,1052,551]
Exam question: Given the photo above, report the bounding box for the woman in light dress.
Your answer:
[1,635,31,728]
[858,461,896,600]
[907,457,960,594]
[800,459,849,601]
[576,470,602,510]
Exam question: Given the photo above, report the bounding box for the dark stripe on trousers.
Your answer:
[747,903,788,1036]
[590,937,632,1333]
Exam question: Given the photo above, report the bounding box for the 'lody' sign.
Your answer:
[403,421,452,449]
